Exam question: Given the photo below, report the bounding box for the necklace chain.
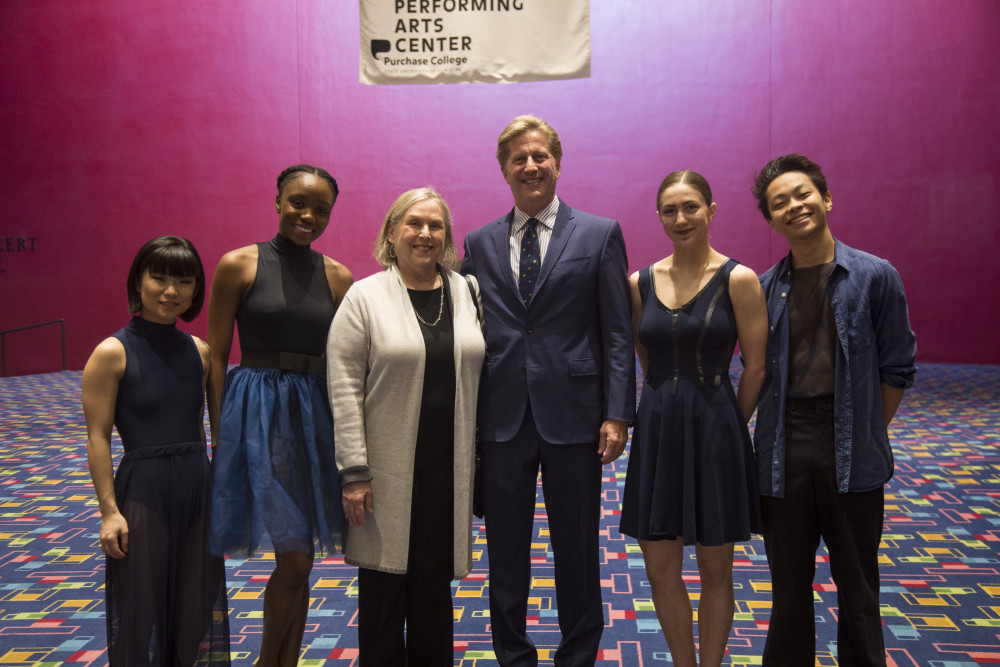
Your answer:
[413,286,445,327]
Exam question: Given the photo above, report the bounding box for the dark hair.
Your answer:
[276,164,339,202]
[751,154,829,220]
[656,170,713,211]
[127,236,206,322]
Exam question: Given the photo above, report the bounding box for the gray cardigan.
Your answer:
[326,265,485,577]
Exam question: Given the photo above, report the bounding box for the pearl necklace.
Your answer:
[413,286,445,327]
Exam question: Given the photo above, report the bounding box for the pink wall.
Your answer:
[2,0,998,374]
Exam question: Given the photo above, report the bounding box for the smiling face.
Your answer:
[764,171,833,243]
[658,182,716,248]
[137,269,196,325]
[388,198,447,280]
[275,173,335,246]
[501,129,561,216]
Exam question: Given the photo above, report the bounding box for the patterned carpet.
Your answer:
[0,362,998,666]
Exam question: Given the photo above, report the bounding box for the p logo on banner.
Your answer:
[359,0,590,85]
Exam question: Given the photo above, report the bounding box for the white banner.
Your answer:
[359,0,590,85]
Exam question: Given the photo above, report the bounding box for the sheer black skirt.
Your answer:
[107,443,230,666]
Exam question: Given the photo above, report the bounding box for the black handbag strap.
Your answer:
[463,274,484,329]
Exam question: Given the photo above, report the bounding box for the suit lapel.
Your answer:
[530,201,575,303]
[490,211,521,302]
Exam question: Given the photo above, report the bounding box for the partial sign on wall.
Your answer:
[359,0,590,85]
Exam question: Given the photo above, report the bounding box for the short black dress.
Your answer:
[619,260,761,546]
[107,316,230,665]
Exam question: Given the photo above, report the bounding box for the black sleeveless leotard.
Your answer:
[236,233,335,356]
[106,316,229,665]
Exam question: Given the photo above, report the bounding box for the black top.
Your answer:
[407,284,457,573]
[112,317,204,450]
[642,260,739,395]
[237,234,336,356]
[408,286,456,470]
[788,261,836,397]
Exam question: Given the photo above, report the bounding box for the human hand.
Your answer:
[342,481,374,527]
[598,419,629,464]
[100,512,129,559]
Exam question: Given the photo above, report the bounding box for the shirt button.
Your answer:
[781,292,787,298]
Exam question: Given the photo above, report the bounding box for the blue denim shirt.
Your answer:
[754,239,917,497]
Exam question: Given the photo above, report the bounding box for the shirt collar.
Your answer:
[512,196,560,233]
[781,238,849,279]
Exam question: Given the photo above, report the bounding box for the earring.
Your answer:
[387,243,396,259]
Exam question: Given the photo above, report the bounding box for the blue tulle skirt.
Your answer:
[210,366,343,557]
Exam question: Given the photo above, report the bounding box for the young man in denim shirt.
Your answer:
[751,154,917,666]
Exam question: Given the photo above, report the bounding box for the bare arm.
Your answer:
[206,246,257,448]
[192,336,211,446]
[881,382,905,426]
[82,338,128,559]
[730,265,768,422]
[629,271,648,378]
[323,255,354,309]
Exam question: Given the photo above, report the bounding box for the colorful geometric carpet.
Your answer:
[1,362,998,665]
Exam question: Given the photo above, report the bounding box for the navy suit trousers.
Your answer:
[483,409,604,667]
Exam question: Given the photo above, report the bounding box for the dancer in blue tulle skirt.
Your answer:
[207,165,353,667]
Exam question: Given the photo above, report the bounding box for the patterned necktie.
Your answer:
[519,218,540,303]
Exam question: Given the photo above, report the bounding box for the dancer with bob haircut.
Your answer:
[83,235,230,665]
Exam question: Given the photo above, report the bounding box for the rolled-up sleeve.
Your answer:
[874,261,917,389]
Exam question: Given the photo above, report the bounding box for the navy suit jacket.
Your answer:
[461,201,636,444]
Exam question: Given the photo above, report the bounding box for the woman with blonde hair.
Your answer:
[327,187,485,666]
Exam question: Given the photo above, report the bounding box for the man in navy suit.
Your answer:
[461,115,635,666]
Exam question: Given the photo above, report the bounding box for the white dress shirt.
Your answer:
[508,196,560,281]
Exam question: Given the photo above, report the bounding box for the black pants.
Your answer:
[357,429,455,666]
[357,563,453,667]
[760,396,886,667]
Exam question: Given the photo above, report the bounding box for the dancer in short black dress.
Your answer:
[83,236,229,666]
[618,171,767,667]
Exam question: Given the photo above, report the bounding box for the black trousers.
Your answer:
[357,428,455,667]
[357,563,453,667]
[760,396,886,667]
